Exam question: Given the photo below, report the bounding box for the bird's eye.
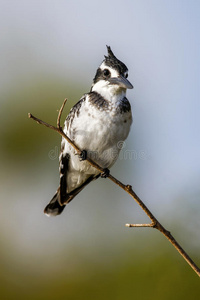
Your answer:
[124,73,128,78]
[103,69,110,77]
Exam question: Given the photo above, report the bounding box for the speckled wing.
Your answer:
[44,95,100,216]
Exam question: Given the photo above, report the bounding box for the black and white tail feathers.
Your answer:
[44,191,65,216]
[44,174,100,216]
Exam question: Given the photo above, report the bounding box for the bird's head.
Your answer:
[91,46,133,99]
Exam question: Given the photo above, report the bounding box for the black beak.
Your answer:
[108,75,133,89]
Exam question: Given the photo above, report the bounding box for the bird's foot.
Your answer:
[101,168,110,178]
[78,150,87,161]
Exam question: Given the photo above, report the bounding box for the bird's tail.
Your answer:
[44,174,101,217]
[44,192,65,216]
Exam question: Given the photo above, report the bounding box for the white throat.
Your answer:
[91,80,126,104]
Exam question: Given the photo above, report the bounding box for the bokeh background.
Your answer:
[1,0,200,299]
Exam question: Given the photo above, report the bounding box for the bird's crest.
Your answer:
[103,45,128,74]
[105,45,116,60]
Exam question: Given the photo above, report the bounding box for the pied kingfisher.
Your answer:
[44,46,133,216]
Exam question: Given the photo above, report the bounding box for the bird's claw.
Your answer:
[101,168,110,178]
[79,150,87,161]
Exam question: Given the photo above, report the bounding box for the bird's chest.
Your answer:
[71,102,132,152]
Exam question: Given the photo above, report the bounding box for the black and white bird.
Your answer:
[44,46,133,216]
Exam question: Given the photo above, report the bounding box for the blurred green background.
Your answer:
[1,0,200,299]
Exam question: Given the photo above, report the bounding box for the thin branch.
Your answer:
[28,99,200,278]
[57,98,67,129]
[125,223,155,227]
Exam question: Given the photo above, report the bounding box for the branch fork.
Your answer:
[29,98,200,277]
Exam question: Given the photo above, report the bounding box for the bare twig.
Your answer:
[125,223,154,227]
[28,99,200,277]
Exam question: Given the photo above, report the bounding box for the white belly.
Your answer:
[62,94,132,193]
[66,103,131,167]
